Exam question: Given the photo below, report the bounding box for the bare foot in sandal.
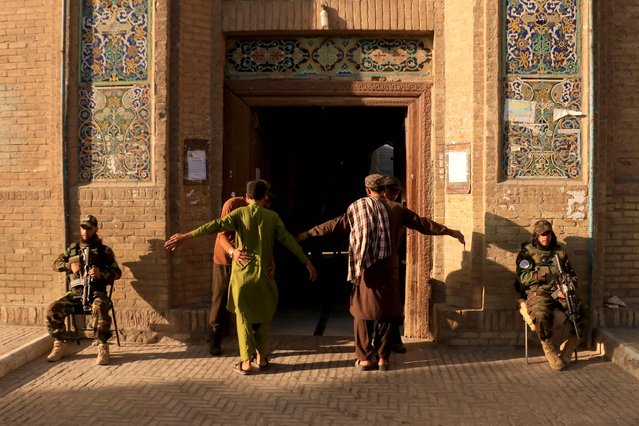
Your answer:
[254,353,269,369]
[234,359,253,375]
[354,359,378,371]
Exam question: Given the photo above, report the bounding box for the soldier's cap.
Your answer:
[383,176,404,192]
[533,219,552,234]
[80,214,98,228]
[364,174,386,189]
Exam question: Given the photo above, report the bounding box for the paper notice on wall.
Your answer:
[518,123,546,136]
[186,150,207,181]
[504,99,536,123]
[553,108,586,122]
[448,151,468,183]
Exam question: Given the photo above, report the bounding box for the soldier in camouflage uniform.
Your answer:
[515,219,587,371]
[46,215,121,365]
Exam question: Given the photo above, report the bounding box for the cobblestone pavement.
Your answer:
[1,335,638,426]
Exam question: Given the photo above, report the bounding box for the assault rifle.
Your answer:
[553,253,580,340]
[80,247,95,313]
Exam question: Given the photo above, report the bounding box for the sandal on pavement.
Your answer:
[253,358,270,370]
[378,362,390,371]
[234,361,252,375]
[354,359,378,371]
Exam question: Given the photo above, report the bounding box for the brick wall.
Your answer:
[0,0,66,321]
[221,0,435,32]
[47,1,173,341]
[0,2,175,341]
[433,1,596,344]
[6,0,633,343]
[598,1,639,319]
[167,0,218,313]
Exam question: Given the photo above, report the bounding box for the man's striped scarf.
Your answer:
[346,196,391,283]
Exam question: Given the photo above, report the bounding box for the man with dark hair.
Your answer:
[515,219,587,371]
[209,186,275,356]
[298,174,465,371]
[165,179,317,375]
[47,215,121,365]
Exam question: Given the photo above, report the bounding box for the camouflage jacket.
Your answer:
[515,240,577,296]
[52,237,121,291]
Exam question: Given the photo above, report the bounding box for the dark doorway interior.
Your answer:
[256,106,406,334]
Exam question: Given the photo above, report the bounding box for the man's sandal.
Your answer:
[354,359,378,371]
[253,358,270,370]
[233,361,252,375]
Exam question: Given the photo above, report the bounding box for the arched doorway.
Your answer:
[223,80,435,339]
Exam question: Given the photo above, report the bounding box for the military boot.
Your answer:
[96,343,110,365]
[560,335,579,366]
[541,339,565,371]
[47,340,67,362]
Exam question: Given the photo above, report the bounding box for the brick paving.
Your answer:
[0,326,47,354]
[1,334,638,426]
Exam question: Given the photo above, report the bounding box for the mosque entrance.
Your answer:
[260,106,406,336]
[222,80,434,338]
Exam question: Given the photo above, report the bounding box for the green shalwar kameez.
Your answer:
[191,202,309,360]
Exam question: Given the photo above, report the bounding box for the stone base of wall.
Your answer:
[0,304,49,325]
[4,304,637,345]
[597,307,639,327]
[0,304,212,344]
[435,304,639,346]
[434,305,525,346]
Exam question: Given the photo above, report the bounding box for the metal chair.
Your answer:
[67,282,121,347]
[518,299,535,364]
[518,298,576,364]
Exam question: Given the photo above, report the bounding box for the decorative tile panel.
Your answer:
[503,78,581,179]
[226,38,432,79]
[79,0,152,182]
[503,0,581,180]
[78,85,151,181]
[80,0,150,84]
[505,0,578,76]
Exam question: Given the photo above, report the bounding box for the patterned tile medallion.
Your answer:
[226,38,432,78]
[80,0,150,84]
[78,85,151,181]
[505,0,578,76]
[503,78,581,179]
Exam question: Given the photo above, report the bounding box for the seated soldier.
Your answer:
[515,219,587,371]
[46,215,121,365]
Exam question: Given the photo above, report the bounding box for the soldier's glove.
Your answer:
[547,273,558,286]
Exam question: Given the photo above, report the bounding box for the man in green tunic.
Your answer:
[165,180,317,375]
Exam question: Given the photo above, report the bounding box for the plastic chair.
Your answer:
[68,282,121,347]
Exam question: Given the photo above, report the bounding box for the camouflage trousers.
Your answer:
[46,287,112,343]
[525,288,587,341]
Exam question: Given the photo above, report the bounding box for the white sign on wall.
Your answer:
[445,144,471,194]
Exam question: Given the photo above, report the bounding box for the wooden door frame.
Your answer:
[224,79,435,339]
